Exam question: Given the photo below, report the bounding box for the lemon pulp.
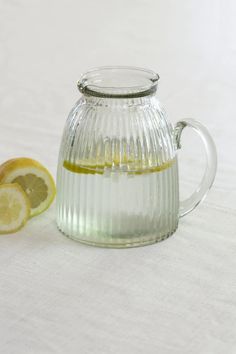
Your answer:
[13,174,48,208]
[0,183,30,234]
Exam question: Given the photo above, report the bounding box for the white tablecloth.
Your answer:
[0,1,236,353]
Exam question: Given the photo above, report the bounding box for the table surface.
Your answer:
[0,1,236,353]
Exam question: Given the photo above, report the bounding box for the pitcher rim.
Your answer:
[77,66,160,99]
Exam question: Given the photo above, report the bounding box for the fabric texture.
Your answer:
[0,1,236,353]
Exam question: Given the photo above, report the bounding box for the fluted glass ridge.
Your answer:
[57,93,179,247]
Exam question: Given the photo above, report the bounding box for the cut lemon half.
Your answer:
[0,183,30,234]
[0,158,56,217]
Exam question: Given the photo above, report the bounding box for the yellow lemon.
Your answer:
[0,158,56,217]
[0,183,30,234]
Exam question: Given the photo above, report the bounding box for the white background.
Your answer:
[0,1,236,353]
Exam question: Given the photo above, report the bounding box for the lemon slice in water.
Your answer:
[0,158,56,217]
[0,183,30,234]
[63,158,174,175]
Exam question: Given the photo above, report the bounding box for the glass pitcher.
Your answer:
[56,66,217,248]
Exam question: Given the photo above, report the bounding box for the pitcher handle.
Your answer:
[174,119,217,217]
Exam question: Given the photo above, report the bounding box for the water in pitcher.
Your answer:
[57,157,179,246]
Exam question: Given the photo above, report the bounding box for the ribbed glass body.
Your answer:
[57,93,179,247]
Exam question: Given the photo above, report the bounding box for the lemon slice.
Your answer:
[63,158,174,175]
[0,183,30,234]
[0,158,56,217]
